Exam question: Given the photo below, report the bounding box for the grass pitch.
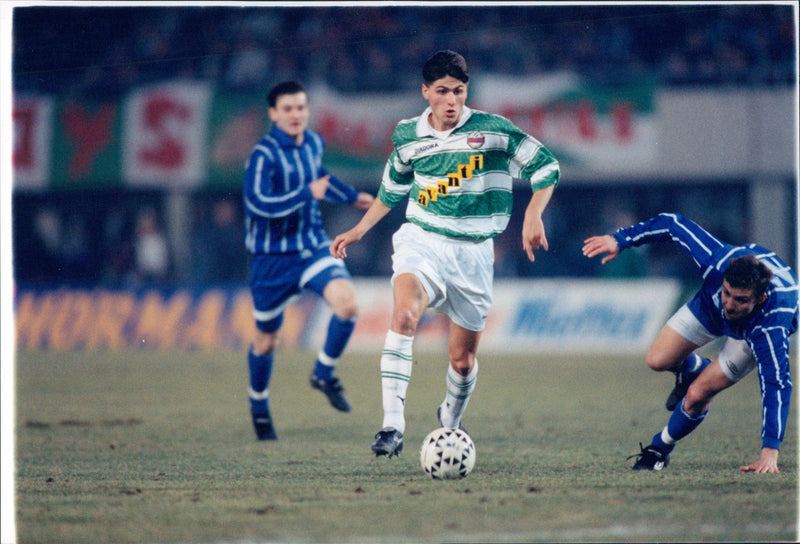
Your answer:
[14,348,798,543]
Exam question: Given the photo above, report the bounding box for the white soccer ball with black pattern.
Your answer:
[419,427,476,480]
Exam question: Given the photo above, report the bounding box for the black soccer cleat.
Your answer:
[310,374,351,412]
[666,371,690,411]
[252,411,278,441]
[371,427,404,457]
[628,442,670,471]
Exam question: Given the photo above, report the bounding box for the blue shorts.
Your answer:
[250,246,352,333]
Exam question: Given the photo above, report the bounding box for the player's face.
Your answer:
[269,92,310,144]
[720,280,765,322]
[422,76,468,131]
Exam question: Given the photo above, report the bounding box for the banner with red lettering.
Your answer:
[12,78,657,191]
[122,82,212,188]
[13,96,54,190]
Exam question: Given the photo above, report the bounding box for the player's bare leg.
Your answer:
[390,273,429,336]
[323,277,359,321]
[645,324,700,372]
[683,358,734,416]
[373,273,429,457]
[646,324,711,411]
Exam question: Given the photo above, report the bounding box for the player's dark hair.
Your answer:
[268,80,305,108]
[422,50,470,85]
[724,255,773,298]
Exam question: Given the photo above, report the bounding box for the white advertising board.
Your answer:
[308,278,683,354]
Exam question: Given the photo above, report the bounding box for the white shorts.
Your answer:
[667,303,757,383]
[391,222,494,332]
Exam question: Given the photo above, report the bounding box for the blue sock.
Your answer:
[651,398,708,453]
[313,315,355,381]
[248,348,274,414]
[679,353,710,380]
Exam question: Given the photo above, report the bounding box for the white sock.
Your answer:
[380,330,414,434]
[439,361,478,428]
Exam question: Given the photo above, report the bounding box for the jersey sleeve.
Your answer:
[243,146,313,219]
[612,213,728,272]
[320,167,359,205]
[749,325,793,449]
[506,122,560,192]
[377,145,414,208]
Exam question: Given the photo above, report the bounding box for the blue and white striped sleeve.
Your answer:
[612,213,727,272]
[321,167,359,205]
[750,324,793,449]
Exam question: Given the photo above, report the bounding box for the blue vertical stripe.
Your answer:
[243,125,359,254]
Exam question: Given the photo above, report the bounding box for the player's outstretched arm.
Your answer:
[330,198,392,259]
[522,185,554,262]
[582,235,620,265]
[354,192,375,210]
[740,447,780,473]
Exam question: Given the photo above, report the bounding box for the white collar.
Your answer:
[416,106,473,138]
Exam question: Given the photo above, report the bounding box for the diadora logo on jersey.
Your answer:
[417,154,484,207]
[467,131,485,149]
[412,141,440,156]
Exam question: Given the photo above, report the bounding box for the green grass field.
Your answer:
[14,348,798,543]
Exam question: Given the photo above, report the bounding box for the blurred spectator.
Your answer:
[132,209,170,283]
[191,198,248,283]
[223,33,271,90]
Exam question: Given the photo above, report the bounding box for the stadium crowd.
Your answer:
[14,4,796,98]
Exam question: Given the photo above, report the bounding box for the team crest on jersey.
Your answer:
[467,131,485,149]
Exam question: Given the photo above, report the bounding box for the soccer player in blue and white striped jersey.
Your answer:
[584,213,798,472]
[243,80,374,440]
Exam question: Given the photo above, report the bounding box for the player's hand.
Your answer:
[310,175,330,200]
[354,192,374,210]
[522,213,548,262]
[330,229,363,259]
[740,447,779,473]
[582,235,620,265]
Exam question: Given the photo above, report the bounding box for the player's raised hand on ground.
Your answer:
[582,235,620,264]
[354,192,375,210]
[310,175,330,200]
[740,447,780,473]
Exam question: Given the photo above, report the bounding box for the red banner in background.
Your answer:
[122,82,213,189]
[12,78,660,191]
[13,97,54,190]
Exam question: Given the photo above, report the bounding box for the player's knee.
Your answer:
[448,350,475,376]
[391,309,420,337]
[331,297,359,321]
[325,280,359,320]
[449,358,473,377]
[645,350,675,372]
[683,385,712,415]
[252,332,277,355]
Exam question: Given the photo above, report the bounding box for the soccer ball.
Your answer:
[419,427,476,480]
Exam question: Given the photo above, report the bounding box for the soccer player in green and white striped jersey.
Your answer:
[331,50,560,458]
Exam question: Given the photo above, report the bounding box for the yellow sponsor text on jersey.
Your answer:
[418,154,484,207]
